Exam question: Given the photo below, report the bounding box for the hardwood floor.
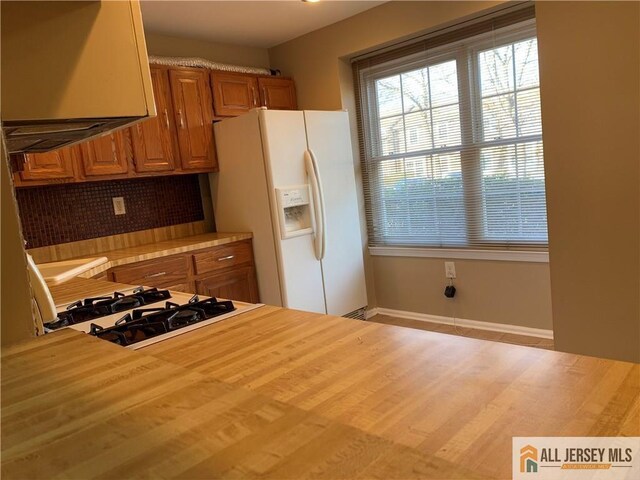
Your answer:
[369,314,555,350]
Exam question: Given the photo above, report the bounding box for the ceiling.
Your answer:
[140,1,384,49]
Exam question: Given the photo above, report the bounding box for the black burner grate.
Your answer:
[44,287,172,330]
[89,296,236,346]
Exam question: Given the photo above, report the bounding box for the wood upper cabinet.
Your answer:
[130,66,177,173]
[210,72,260,117]
[16,145,80,183]
[209,73,298,117]
[80,129,131,177]
[258,77,297,110]
[169,68,217,171]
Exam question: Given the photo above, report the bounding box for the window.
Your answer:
[356,14,547,250]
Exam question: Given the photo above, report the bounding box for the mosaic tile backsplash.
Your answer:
[16,175,205,248]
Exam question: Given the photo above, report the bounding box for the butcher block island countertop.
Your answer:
[2,301,639,478]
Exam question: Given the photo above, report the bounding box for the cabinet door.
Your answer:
[18,145,79,182]
[195,266,259,303]
[258,77,297,110]
[165,282,196,294]
[131,67,176,172]
[210,72,259,117]
[169,68,217,171]
[80,129,131,176]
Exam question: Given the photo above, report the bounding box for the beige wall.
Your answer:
[145,32,270,68]
[1,137,35,346]
[269,1,553,331]
[537,1,639,363]
[374,257,553,329]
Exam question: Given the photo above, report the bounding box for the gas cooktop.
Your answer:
[44,287,172,331]
[89,296,236,347]
[51,287,264,350]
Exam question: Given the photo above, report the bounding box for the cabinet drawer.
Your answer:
[192,241,253,276]
[110,255,189,287]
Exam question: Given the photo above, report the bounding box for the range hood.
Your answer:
[1,1,156,153]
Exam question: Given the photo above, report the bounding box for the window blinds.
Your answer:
[353,3,547,249]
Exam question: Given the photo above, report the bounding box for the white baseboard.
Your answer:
[366,307,553,340]
[365,308,380,320]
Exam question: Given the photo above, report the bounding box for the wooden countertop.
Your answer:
[41,232,253,280]
[37,256,109,286]
[48,277,140,306]
[1,326,481,479]
[2,305,638,479]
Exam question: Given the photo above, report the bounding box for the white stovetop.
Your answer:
[55,286,263,350]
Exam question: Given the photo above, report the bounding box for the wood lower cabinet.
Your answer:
[192,240,254,276]
[169,68,217,171]
[196,266,259,304]
[130,66,177,173]
[164,282,196,294]
[80,129,131,177]
[109,255,189,288]
[15,145,80,184]
[192,239,258,303]
[105,240,259,304]
[210,72,259,117]
[258,77,297,110]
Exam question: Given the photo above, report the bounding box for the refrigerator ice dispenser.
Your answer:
[275,186,313,239]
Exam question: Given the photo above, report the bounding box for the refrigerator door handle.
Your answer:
[308,149,327,260]
[304,149,327,260]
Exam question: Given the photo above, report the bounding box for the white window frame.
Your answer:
[369,245,548,262]
[360,20,547,261]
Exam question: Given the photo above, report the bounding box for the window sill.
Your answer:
[368,246,549,263]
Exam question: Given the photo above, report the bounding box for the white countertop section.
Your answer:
[37,257,109,286]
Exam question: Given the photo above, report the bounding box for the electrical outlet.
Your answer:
[445,261,456,279]
[112,197,126,216]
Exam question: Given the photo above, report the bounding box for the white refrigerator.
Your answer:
[210,108,368,318]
